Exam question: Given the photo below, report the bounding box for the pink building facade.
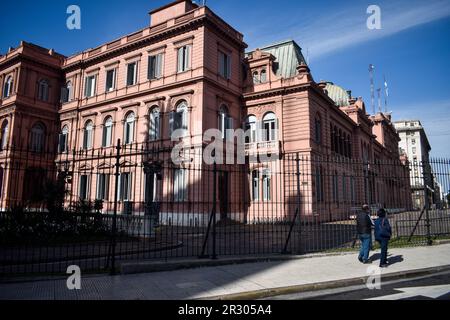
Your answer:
[0,0,411,222]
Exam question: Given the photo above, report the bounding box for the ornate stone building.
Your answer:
[0,0,411,220]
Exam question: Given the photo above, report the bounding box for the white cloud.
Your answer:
[247,0,450,60]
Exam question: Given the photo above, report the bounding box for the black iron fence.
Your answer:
[0,141,449,276]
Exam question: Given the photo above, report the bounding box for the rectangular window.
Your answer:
[126,62,138,86]
[84,75,96,97]
[96,174,110,200]
[79,175,89,200]
[173,169,187,202]
[218,51,231,79]
[118,173,132,201]
[105,69,116,92]
[148,54,163,80]
[177,45,191,73]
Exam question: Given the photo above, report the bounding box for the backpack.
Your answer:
[379,218,391,239]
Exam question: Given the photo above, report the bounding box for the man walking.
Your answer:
[356,204,374,264]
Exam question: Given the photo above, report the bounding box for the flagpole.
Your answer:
[369,64,375,115]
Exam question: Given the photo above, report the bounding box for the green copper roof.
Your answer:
[325,82,350,107]
[247,40,306,79]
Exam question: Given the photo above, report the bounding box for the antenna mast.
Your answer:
[369,64,375,115]
[377,88,381,113]
[384,75,388,113]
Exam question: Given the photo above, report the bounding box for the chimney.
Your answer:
[149,0,198,27]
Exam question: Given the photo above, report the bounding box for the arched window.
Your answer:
[315,116,322,144]
[38,79,49,101]
[31,123,45,152]
[124,112,135,144]
[338,129,343,155]
[83,120,94,150]
[102,117,113,147]
[260,69,267,83]
[262,112,277,142]
[149,107,160,141]
[3,76,13,98]
[251,170,259,201]
[58,125,69,153]
[170,100,188,136]
[262,168,271,201]
[244,115,257,143]
[0,120,8,151]
[252,71,259,84]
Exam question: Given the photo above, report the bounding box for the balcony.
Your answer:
[244,140,280,156]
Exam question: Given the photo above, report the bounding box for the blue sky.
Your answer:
[1,0,450,157]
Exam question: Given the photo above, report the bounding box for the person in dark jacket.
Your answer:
[374,208,392,267]
[356,204,374,263]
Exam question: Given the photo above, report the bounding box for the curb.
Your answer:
[119,251,357,274]
[201,264,450,300]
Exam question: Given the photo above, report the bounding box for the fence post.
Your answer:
[110,139,121,275]
[424,184,432,246]
[296,153,302,254]
[212,161,217,260]
[282,153,301,254]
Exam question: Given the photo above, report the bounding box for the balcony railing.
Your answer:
[244,140,280,156]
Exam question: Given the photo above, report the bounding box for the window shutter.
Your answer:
[91,76,96,96]
[58,134,63,152]
[219,52,224,77]
[147,56,153,80]
[127,64,134,85]
[155,114,160,139]
[255,120,262,142]
[227,54,231,79]
[169,111,174,136]
[84,77,89,97]
[60,87,68,103]
[225,117,233,141]
[275,119,279,140]
[156,54,162,78]
[177,48,183,72]
[83,129,88,149]
[185,45,191,70]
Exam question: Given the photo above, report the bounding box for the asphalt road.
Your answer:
[266,270,450,300]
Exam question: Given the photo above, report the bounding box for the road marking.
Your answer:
[366,284,450,300]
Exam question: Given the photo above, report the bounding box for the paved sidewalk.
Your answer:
[1,244,450,300]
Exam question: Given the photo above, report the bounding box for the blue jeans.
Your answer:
[377,238,389,265]
[358,233,371,262]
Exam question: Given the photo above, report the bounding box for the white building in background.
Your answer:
[394,120,433,209]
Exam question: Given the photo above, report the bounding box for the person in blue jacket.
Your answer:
[374,208,392,268]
